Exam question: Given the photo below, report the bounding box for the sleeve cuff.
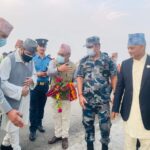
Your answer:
[0,98,12,114]
[77,75,84,78]
[16,87,22,101]
[30,76,37,90]
[47,67,58,76]
[112,106,119,113]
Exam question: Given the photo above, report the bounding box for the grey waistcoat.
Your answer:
[4,52,33,110]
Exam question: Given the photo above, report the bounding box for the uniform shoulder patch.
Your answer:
[47,54,52,60]
[80,55,89,63]
[102,52,109,57]
[102,52,112,61]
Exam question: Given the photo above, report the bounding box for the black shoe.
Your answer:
[136,139,140,150]
[29,132,36,141]
[38,126,45,133]
[62,138,69,149]
[87,142,94,150]
[0,145,13,150]
[48,136,62,144]
[102,144,108,150]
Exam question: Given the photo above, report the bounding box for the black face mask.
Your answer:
[22,52,33,62]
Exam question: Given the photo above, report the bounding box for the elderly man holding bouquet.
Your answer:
[47,43,76,149]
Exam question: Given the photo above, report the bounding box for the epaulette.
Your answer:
[80,55,89,63]
[47,54,52,60]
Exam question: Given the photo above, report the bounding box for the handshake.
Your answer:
[21,77,33,96]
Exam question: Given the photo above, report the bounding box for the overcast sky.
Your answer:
[0,0,150,63]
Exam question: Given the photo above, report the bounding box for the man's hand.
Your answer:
[111,112,119,120]
[7,109,24,128]
[36,72,47,77]
[57,64,73,72]
[24,77,34,86]
[21,86,29,96]
[79,95,87,110]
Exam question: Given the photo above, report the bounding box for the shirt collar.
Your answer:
[37,54,47,59]
[15,50,24,63]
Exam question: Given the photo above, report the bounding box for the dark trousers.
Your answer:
[82,102,111,145]
[29,83,49,132]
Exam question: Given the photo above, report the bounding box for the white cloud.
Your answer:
[90,1,128,22]
[0,0,150,62]
[106,11,128,20]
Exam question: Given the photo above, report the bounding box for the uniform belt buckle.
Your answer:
[39,82,45,86]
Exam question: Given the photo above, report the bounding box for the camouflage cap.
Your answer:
[84,36,100,48]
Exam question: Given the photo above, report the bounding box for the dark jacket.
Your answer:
[112,55,150,130]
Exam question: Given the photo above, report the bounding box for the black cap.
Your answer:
[36,39,48,48]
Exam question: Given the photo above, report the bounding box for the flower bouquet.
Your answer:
[46,76,77,113]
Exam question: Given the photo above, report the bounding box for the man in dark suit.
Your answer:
[112,33,150,150]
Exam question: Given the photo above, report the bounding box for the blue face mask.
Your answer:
[56,55,65,64]
[0,38,7,47]
[87,48,96,57]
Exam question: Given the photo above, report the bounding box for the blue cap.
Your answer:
[128,33,146,46]
[23,38,37,54]
[84,36,100,48]
[36,39,48,48]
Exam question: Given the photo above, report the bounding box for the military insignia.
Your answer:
[102,70,110,77]
[146,65,150,68]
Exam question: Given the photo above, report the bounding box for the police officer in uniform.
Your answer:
[76,36,117,150]
[29,39,51,141]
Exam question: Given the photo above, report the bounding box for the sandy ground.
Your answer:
[0,99,124,150]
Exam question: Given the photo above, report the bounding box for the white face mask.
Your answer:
[87,48,96,57]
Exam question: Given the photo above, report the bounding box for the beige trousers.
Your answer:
[125,131,150,150]
[51,98,71,138]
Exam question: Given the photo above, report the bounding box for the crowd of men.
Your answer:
[0,17,150,150]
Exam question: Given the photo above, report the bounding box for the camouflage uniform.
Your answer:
[77,52,117,145]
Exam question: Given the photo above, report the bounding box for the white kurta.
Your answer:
[0,50,37,130]
[124,54,150,139]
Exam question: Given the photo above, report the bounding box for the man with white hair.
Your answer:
[15,40,23,50]
[47,43,76,149]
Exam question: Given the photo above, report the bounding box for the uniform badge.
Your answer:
[146,65,150,68]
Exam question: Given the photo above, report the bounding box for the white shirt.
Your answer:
[124,54,150,139]
[0,50,37,126]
